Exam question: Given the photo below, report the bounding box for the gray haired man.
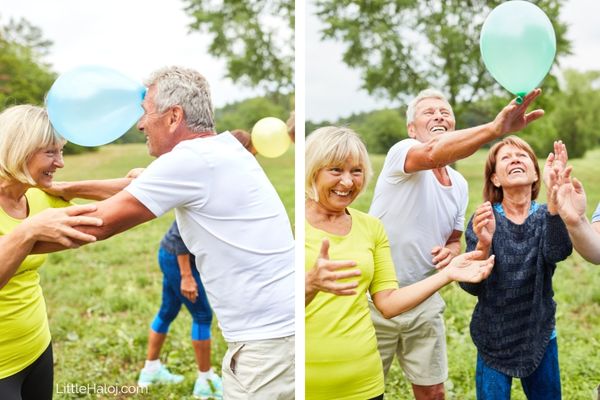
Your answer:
[369,88,543,399]
[35,66,295,399]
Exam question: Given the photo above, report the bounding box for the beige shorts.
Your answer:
[222,335,295,400]
[369,292,448,386]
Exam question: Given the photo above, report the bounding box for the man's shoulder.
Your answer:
[386,138,418,156]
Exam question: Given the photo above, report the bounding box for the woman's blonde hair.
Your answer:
[305,126,372,201]
[0,105,65,185]
[483,135,541,203]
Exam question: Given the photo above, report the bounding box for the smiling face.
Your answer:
[26,144,64,188]
[491,144,539,191]
[315,156,365,213]
[137,85,173,157]
[407,97,456,142]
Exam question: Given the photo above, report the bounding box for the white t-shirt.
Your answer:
[126,132,295,341]
[369,138,468,286]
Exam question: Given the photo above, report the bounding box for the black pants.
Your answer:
[0,343,53,400]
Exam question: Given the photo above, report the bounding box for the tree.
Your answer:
[216,96,289,132]
[315,0,571,113]
[184,0,294,92]
[350,109,405,154]
[545,69,600,158]
[0,17,56,107]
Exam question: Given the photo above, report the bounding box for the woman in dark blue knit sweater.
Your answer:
[460,137,572,399]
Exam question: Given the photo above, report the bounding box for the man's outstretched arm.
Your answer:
[31,190,156,254]
[405,89,544,173]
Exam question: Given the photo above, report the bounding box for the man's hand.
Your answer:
[305,239,361,305]
[444,251,495,283]
[125,168,145,179]
[431,246,457,270]
[492,89,544,137]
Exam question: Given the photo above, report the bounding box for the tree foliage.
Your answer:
[310,69,600,159]
[184,0,294,92]
[0,17,55,108]
[545,70,600,158]
[216,95,290,132]
[315,0,571,111]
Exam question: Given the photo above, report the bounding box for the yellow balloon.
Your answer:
[251,117,291,158]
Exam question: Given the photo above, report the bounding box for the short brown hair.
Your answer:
[483,136,541,204]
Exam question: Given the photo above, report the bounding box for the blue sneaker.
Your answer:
[193,374,223,399]
[138,365,184,388]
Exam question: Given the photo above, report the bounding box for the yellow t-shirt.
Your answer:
[305,208,398,400]
[0,188,70,378]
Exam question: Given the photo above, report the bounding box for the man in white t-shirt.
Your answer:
[369,88,544,400]
[34,66,295,399]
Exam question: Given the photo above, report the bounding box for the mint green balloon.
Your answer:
[481,1,556,103]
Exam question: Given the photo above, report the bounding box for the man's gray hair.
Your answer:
[406,88,452,124]
[145,66,215,132]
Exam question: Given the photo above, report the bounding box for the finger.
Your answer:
[572,177,584,193]
[473,218,488,233]
[461,250,484,261]
[545,152,554,168]
[68,216,103,227]
[435,256,452,270]
[332,269,362,280]
[57,237,76,249]
[65,203,98,216]
[319,239,330,261]
[325,259,358,270]
[520,88,542,108]
[561,166,573,184]
[61,227,97,243]
[335,289,358,296]
[474,209,492,221]
[431,246,441,256]
[550,184,558,205]
[523,109,544,125]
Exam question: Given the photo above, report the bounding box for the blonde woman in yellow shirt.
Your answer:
[305,126,495,400]
[0,105,108,400]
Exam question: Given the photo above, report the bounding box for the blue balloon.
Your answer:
[46,66,146,147]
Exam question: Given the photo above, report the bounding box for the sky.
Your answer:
[2,1,599,121]
[0,0,264,108]
[306,0,600,121]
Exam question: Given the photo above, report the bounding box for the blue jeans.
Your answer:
[476,338,561,400]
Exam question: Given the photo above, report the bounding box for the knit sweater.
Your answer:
[460,204,572,378]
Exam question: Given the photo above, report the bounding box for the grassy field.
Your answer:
[43,142,600,399]
[352,147,600,399]
[44,143,294,399]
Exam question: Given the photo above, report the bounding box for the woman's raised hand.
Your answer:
[306,239,361,305]
[473,202,495,248]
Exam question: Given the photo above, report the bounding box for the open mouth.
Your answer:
[508,167,525,175]
[430,126,447,133]
[43,171,54,177]
[332,190,351,197]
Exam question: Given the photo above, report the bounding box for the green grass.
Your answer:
[44,143,294,399]
[353,148,600,399]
